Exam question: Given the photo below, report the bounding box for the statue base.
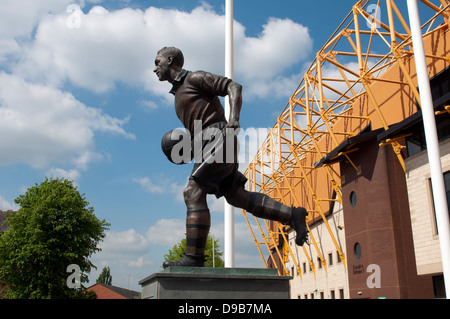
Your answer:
[138,267,291,299]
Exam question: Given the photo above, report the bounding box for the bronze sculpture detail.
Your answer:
[154,47,308,268]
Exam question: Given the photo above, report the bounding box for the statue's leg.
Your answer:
[185,208,210,257]
[163,180,210,268]
[224,186,308,246]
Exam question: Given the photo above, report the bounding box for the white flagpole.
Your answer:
[407,0,450,298]
[224,0,235,268]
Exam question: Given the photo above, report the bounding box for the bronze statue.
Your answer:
[154,47,308,268]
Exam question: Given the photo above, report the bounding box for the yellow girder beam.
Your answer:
[242,0,448,277]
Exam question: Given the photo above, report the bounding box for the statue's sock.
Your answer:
[185,208,210,257]
[246,192,291,224]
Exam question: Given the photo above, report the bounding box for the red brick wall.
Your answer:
[341,139,434,299]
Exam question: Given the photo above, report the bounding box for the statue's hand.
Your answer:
[226,119,240,131]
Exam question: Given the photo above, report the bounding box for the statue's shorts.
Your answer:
[189,121,247,198]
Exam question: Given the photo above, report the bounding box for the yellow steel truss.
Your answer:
[242,0,450,277]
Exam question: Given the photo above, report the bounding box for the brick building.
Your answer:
[87,283,140,299]
[244,1,450,299]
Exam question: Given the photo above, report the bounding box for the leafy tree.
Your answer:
[96,266,112,285]
[0,178,110,299]
[163,234,224,268]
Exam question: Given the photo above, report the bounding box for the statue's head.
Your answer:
[154,47,184,82]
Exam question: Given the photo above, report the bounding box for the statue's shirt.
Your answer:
[170,69,231,135]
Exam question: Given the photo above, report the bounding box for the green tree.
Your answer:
[0,178,110,299]
[163,234,224,268]
[96,266,112,285]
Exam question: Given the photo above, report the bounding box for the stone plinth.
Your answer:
[139,267,291,299]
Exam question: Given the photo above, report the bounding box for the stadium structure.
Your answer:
[241,0,450,299]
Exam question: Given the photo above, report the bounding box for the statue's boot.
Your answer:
[163,209,210,268]
[247,193,309,246]
[289,207,309,246]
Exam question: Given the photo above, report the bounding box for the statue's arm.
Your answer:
[192,71,242,128]
[226,81,242,129]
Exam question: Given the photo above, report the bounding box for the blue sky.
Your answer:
[0,0,388,291]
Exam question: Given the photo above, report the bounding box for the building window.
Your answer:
[354,242,362,260]
[303,262,307,274]
[433,275,446,298]
[337,251,342,263]
[331,290,335,299]
[350,191,357,207]
[329,253,333,266]
[430,171,450,234]
[339,289,345,299]
[318,257,323,269]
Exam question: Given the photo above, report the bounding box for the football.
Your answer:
[161,129,192,164]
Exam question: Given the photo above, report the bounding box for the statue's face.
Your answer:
[153,51,172,82]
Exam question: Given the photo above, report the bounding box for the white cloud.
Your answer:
[100,228,149,253]
[128,256,151,268]
[133,177,165,194]
[93,218,262,268]
[243,71,306,100]
[133,176,185,202]
[0,72,134,169]
[139,100,159,111]
[45,167,82,182]
[0,2,313,174]
[146,219,186,246]
[0,0,72,39]
[12,5,158,93]
[0,38,21,64]
[93,217,261,266]
[90,216,264,289]
[0,195,19,211]
[9,4,312,100]
[90,227,155,289]
[94,219,186,265]
[236,17,312,81]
